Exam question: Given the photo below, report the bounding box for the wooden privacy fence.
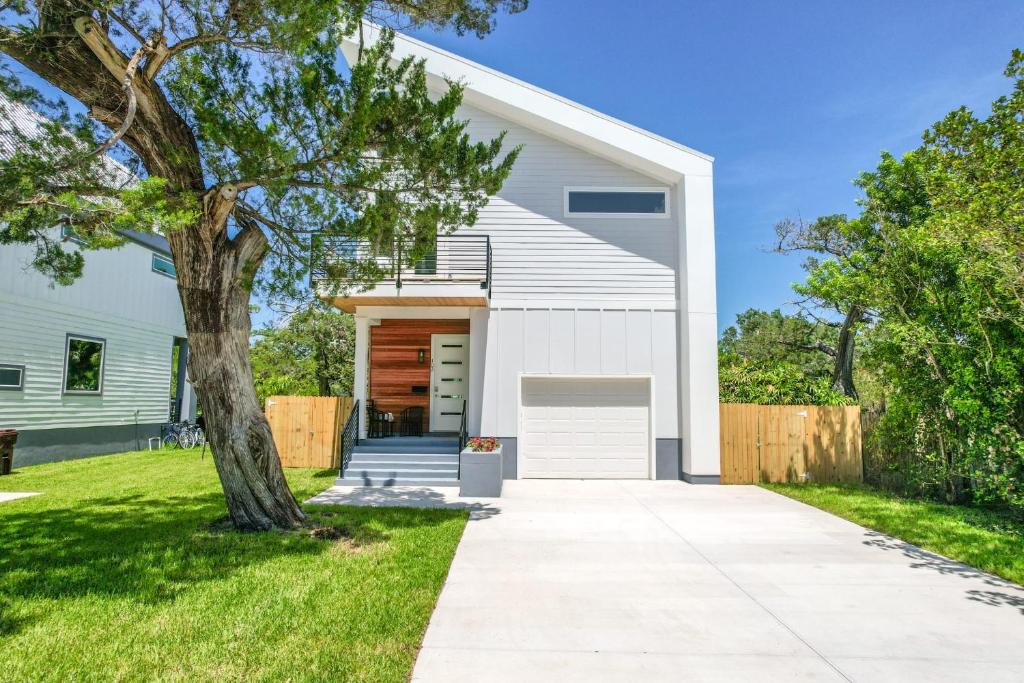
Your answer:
[720,404,862,484]
[265,396,353,469]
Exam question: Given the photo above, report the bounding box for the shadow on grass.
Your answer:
[0,487,464,638]
[863,531,1024,614]
[307,486,502,521]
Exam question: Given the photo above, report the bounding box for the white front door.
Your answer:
[430,334,470,432]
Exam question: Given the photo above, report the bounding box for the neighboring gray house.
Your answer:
[0,94,195,465]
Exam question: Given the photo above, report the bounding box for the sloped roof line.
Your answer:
[387,28,713,164]
[341,24,713,182]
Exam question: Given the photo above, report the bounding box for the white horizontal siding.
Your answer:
[455,103,679,302]
[475,306,679,439]
[0,293,178,431]
[0,236,185,332]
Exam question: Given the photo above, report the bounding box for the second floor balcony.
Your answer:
[313,234,492,312]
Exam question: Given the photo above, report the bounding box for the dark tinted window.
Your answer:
[64,337,105,393]
[0,365,23,389]
[152,254,177,278]
[568,190,666,214]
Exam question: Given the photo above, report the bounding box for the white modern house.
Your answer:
[0,94,195,465]
[320,29,720,485]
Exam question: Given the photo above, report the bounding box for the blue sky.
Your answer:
[405,0,1024,333]
[7,3,1022,334]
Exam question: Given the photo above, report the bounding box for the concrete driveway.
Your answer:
[312,480,1024,682]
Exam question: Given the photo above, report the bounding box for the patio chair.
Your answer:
[399,406,424,437]
[367,400,391,438]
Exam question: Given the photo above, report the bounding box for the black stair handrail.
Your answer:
[339,399,360,476]
[457,399,468,480]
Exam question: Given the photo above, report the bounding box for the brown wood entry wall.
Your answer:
[369,319,470,432]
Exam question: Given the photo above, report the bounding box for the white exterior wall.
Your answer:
[475,307,678,440]
[344,27,720,479]
[456,103,678,303]
[448,104,682,442]
[0,238,186,431]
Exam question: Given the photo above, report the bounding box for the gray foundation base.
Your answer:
[497,437,517,479]
[655,438,683,480]
[459,449,503,497]
[681,472,722,485]
[11,423,164,467]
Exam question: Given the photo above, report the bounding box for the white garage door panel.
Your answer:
[521,377,650,479]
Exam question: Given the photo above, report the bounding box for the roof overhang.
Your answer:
[340,25,713,184]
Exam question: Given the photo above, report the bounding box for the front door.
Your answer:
[430,334,470,432]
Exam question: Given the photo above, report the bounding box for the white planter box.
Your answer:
[459,445,503,497]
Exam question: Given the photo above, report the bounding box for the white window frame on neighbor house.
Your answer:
[62,333,107,395]
[0,363,25,391]
[152,253,177,279]
[563,186,671,219]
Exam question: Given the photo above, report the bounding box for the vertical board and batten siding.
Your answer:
[474,307,679,439]
[0,238,185,430]
[719,404,862,484]
[265,395,353,469]
[454,103,678,303]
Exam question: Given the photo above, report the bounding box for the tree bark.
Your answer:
[170,211,305,531]
[831,305,861,399]
[2,11,305,531]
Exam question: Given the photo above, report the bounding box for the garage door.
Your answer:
[520,377,651,479]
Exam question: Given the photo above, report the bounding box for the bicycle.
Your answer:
[162,421,206,449]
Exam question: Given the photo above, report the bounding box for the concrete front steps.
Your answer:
[336,436,460,487]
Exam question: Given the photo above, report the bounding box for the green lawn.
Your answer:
[0,449,467,682]
[764,483,1024,586]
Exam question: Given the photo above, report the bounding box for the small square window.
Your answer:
[63,334,105,394]
[152,253,177,279]
[0,364,24,390]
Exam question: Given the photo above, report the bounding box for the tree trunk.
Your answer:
[831,305,861,399]
[2,10,303,532]
[171,214,305,531]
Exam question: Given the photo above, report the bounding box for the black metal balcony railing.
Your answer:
[311,234,492,296]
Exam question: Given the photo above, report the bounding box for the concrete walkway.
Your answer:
[310,481,1024,682]
[0,492,39,504]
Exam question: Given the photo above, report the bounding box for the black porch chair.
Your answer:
[366,400,392,438]
[399,406,424,437]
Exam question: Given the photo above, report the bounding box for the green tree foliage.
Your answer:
[250,304,355,406]
[779,51,1024,508]
[718,357,855,406]
[718,309,857,406]
[0,0,526,530]
[720,308,837,377]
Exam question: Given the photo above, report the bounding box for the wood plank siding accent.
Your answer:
[369,319,470,431]
[328,296,486,313]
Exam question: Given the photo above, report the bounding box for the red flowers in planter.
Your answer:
[467,437,500,453]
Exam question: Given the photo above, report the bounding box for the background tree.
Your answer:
[0,1,525,530]
[251,304,355,406]
[718,309,856,406]
[779,51,1024,507]
[720,308,839,378]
